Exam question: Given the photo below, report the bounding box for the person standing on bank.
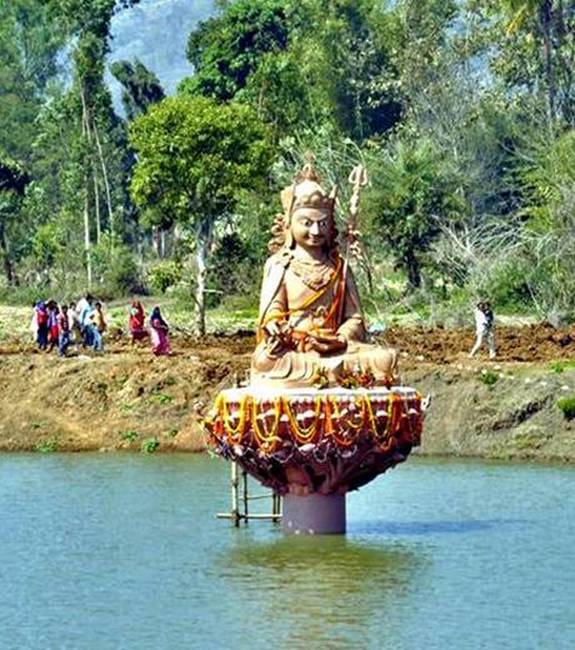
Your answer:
[469,301,496,359]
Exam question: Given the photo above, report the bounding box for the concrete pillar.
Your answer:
[282,493,346,535]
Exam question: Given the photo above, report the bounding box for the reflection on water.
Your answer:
[226,537,425,648]
[0,454,574,649]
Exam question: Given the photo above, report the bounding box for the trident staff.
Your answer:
[346,163,368,261]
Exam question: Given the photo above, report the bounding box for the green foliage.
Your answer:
[479,370,499,388]
[110,59,165,120]
[130,96,272,228]
[119,429,139,443]
[148,391,173,406]
[148,260,183,294]
[2,0,575,325]
[140,436,160,453]
[556,396,575,421]
[34,438,59,453]
[549,360,575,374]
[184,0,291,101]
[91,235,140,295]
[367,137,466,288]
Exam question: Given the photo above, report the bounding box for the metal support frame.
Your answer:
[216,462,282,526]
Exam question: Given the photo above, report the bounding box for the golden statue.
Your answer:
[251,159,399,389]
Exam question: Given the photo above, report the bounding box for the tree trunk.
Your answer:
[404,250,421,289]
[0,223,17,286]
[540,0,555,126]
[194,232,207,337]
[80,86,93,289]
[194,221,213,337]
[92,121,114,241]
[93,169,101,244]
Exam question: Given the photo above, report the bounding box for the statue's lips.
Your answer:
[306,237,324,246]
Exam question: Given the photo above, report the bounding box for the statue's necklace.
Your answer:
[290,257,335,292]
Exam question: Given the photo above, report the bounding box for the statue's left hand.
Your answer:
[307,334,347,355]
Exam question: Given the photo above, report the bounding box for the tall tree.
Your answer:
[130,96,272,334]
[110,59,165,120]
[183,0,292,101]
[45,0,141,286]
[0,155,29,285]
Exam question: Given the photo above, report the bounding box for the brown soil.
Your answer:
[0,324,573,459]
[381,322,575,364]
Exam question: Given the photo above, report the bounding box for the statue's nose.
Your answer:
[310,222,320,235]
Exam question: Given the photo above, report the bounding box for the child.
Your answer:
[150,306,171,356]
[57,304,71,357]
[469,301,496,359]
[90,301,107,352]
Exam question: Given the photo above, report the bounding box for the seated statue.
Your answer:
[251,160,399,389]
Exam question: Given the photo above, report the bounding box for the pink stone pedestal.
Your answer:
[282,493,346,535]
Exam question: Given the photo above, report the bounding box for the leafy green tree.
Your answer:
[44,0,142,287]
[0,156,29,285]
[129,95,272,334]
[367,138,466,289]
[0,0,65,162]
[479,0,575,128]
[110,59,165,120]
[183,0,292,101]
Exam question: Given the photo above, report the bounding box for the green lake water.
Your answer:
[0,454,573,649]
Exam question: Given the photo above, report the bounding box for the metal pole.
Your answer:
[242,470,249,525]
[231,462,239,527]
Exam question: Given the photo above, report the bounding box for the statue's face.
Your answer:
[291,208,330,250]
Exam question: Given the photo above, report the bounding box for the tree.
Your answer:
[183,0,292,101]
[110,59,165,120]
[0,155,29,285]
[129,95,272,334]
[367,138,466,289]
[0,0,65,162]
[45,0,142,287]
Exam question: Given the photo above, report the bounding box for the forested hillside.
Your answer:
[1,0,574,334]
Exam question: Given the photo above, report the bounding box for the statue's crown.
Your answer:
[269,154,339,254]
[280,157,337,217]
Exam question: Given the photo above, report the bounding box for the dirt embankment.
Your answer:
[0,325,574,460]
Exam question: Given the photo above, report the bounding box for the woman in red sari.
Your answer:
[129,301,148,344]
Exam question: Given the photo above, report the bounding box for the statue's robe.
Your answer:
[251,251,398,387]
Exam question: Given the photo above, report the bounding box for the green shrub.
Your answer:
[120,429,139,443]
[479,370,499,387]
[148,260,182,294]
[92,235,142,296]
[557,396,575,421]
[141,437,160,453]
[34,438,59,453]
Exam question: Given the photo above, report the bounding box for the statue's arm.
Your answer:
[257,256,288,334]
[336,266,367,343]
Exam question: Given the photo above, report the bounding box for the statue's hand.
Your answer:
[265,319,286,339]
[264,320,292,356]
[307,333,347,355]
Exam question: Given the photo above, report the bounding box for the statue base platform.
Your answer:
[283,493,346,535]
[203,385,424,534]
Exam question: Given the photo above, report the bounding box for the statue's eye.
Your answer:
[304,220,312,227]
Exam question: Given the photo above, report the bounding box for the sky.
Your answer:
[107,0,215,112]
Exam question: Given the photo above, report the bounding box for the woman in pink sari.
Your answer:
[150,306,171,356]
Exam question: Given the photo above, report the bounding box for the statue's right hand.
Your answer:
[265,320,284,338]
